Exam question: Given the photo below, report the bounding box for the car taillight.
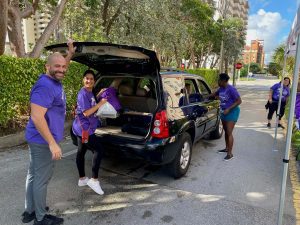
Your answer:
[151,110,169,138]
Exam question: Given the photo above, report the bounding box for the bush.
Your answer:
[240,67,248,77]
[186,69,219,89]
[0,55,87,130]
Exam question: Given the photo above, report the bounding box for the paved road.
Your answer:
[0,79,297,225]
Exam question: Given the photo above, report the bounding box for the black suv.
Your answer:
[46,42,223,178]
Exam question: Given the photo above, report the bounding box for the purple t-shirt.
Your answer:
[72,88,99,136]
[295,93,300,119]
[216,84,240,110]
[99,87,121,111]
[25,74,66,144]
[271,83,290,102]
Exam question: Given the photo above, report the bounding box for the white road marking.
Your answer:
[62,149,77,158]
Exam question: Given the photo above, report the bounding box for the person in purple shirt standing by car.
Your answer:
[72,70,107,195]
[22,41,75,225]
[210,73,242,161]
[267,77,290,129]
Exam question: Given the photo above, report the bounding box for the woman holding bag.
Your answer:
[72,70,107,195]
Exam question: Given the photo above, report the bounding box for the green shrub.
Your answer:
[186,69,219,89]
[0,55,87,129]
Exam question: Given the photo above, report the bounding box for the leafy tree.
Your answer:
[268,62,281,76]
[249,63,261,73]
[222,17,246,73]
[1,0,68,58]
[272,44,295,77]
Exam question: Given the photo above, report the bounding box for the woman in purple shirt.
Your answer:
[211,73,242,161]
[267,77,290,129]
[72,70,107,195]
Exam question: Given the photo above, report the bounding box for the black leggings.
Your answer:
[76,134,104,179]
[267,101,286,120]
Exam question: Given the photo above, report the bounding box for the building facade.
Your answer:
[204,0,249,25]
[201,0,249,70]
[22,9,52,53]
[242,40,265,68]
[5,6,52,55]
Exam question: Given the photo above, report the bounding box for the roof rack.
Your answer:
[160,67,184,72]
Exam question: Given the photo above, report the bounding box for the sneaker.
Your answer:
[267,123,271,128]
[278,124,285,129]
[33,214,63,225]
[218,149,228,153]
[22,207,49,223]
[87,179,104,195]
[78,177,89,187]
[21,211,35,223]
[224,154,234,161]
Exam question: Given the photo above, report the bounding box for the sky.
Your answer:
[247,0,300,63]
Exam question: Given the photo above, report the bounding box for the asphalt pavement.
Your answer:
[0,79,297,225]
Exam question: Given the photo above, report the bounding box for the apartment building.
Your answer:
[22,8,52,52]
[243,40,265,68]
[203,0,249,25]
[5,6,52,54]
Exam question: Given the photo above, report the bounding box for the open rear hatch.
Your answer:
[45,42,160,75]
[46,42,161,140]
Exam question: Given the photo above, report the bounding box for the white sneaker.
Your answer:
[87,179,104,195]
[78,177,89,187]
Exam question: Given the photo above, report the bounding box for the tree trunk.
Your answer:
[224,58,229,73]
[172,41,181,68]
[202,54,209,68]
[7,6,26,57]
[106,6,122,38]
[211,55,220,69]
[29,0,67,58]
[0,0,8,55]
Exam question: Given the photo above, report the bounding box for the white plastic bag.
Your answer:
[96,102,118,118]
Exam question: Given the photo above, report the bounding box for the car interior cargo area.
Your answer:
[95,111,153,139]
[94,76,157,139]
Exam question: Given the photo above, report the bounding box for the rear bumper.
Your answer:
[100,135,180,165]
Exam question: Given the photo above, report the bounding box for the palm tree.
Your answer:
[272,44,295,77]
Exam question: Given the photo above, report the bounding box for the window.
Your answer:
[184,79,202,104]
[184,79,198,95]
[197,80,211,96]
[138,78,156,99]
[162,77,184,108]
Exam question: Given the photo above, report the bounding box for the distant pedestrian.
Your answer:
[294,82,300,129]
[72,70,107,195]
[266,77,291,129]
[210,73,242,161]
[22,41,75,225]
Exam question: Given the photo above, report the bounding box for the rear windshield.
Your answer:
[162,77,184,108]
[94,76,157,99]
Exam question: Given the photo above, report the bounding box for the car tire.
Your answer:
[209,119,223,140]
[170,132,192,179]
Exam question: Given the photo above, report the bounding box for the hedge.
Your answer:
[186,69,219,89]
[0,56,219,131]
[0,55,87,129]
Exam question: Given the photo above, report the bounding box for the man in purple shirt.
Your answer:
[211,73,242,161]
[22,42,74,225]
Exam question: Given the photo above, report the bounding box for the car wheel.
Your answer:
[170,132,192,179]
[209,119,223,140]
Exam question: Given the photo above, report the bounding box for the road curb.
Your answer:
[0,120,73,150]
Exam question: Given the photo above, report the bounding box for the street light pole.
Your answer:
[247,42,252,80]
[219,39,224,73]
